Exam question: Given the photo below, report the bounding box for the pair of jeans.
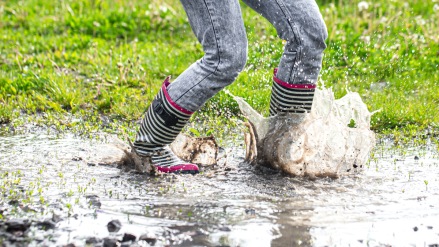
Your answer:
[166,0,328,112]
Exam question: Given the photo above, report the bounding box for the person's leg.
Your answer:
[242,0,328,115]
[133,0,247,173]
[167,0,248,112]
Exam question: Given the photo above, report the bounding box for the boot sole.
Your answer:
[171,169,199,175]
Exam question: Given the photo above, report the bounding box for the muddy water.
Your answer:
[0,130,438,246]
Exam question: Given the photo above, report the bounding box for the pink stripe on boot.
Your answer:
[156,163,199,173]
[273,68,316,89]
[162,77,194,115]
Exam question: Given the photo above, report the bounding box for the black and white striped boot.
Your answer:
[269,68,316,116]
[133,77,199,174]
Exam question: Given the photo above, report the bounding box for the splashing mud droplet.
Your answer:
[227,86,377,178]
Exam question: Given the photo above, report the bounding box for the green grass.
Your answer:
[1,0,438,138]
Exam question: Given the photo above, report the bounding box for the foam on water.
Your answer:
[228,86,376,178]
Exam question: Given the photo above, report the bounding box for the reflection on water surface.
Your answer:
[0,131,438,246]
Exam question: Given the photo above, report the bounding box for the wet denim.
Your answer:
[167,0,328,112]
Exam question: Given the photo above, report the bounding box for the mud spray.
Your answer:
[227,85,376,178]
[92,84,376,180]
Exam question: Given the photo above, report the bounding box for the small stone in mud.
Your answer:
[86,195,102,208]
[86,237,102,244]
[87,162,96,166]
[52,213,62,223]
[245,208,256,215]
[21,205,37,213]
[72,156,82,161]
[414,156,419,160]
[36,220,56,230]
[103,237,120,247]
[427,226,433,230]
[139,233,157,245]
[218,226,231,232]
[64,244,76,247]
[122,233,136,242]
[8,200,19,206]
[5,219,31,232]
[107,219,122,233]
[413,226,419,232]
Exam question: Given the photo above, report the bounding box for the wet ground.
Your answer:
[0,126,438,247]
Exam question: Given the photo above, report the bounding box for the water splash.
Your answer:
[227,86,376,178]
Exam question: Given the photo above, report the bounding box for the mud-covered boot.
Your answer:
[133,77,199,174]
[269,68,316,116]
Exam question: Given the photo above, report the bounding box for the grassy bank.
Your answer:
[1,0,438,139]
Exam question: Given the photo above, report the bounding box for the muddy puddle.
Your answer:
[0,128,438,246]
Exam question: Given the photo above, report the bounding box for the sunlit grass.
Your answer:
[0,0,438,137]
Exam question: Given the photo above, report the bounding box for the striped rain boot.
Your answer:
[269,68,316,116]
[133,77,199,174]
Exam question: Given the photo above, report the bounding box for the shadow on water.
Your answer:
[0,128,438,246]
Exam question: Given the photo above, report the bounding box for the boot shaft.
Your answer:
[269,68,316,116]
[135,77,193,147]
[133,77,199,174]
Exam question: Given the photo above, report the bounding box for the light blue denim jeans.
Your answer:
[167,0,328,112]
